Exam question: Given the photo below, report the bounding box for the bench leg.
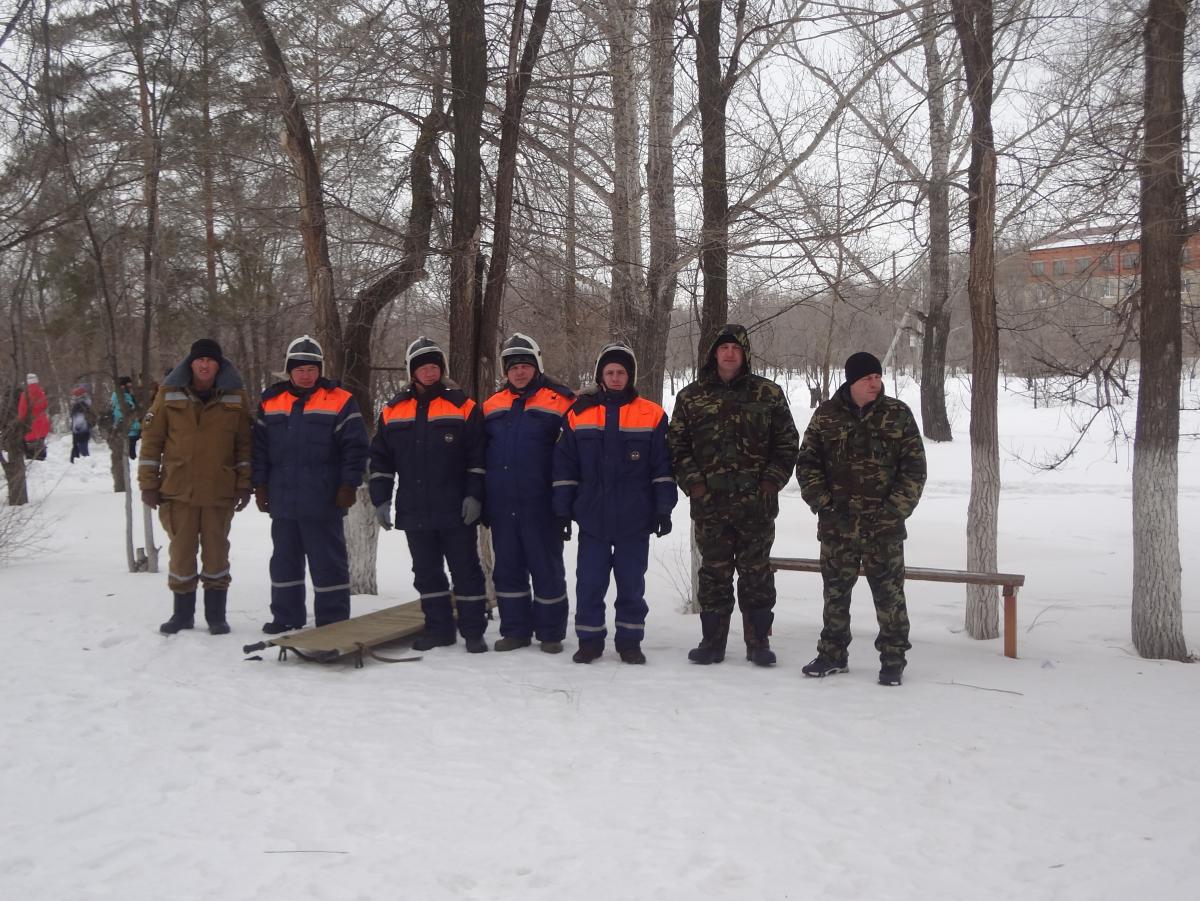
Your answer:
[1003,586,1018,659]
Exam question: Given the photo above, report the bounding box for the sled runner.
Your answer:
[242,601,427,668]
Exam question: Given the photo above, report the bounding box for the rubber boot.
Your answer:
[204,588,231,635]
[572,638,604,664]
[743,609,777,667]
[160,591,196,635]
[617,642,647,665]
[688,612,731,664]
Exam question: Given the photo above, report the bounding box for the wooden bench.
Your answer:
[769,557,1027,659]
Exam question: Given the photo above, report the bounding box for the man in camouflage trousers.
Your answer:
[668,325,799,667]
[796,351,926,686]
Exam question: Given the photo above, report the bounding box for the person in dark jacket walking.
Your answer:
[667,324,800,667]
[69,385,93,462]
[483,334,575,653]
[796,351,927,686]
[369,337,489,653]
[252,336,369,633]
[553,343,676,664]
[112,376,143,459]
[139,338,253,635]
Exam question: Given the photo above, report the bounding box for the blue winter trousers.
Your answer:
[269,516,351,627]
[491,510,568,642]
[574,531,649,648]
[405,526,488,640]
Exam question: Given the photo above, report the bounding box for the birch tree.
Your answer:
[1132,0,1191,661]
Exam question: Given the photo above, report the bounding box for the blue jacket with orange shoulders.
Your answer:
[483,373,574,516]
[252,378,369,520]
[369,380,485,531]
[552,386,676,540]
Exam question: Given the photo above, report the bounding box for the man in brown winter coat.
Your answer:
[138,338,253,635]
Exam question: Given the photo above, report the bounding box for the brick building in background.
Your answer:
[1026,227,1200,309]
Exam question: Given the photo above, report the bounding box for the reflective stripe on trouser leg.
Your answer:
[269,518,307,626]
[524,512,569,643]
[198,505,235,590]
[405,532,456,638]
[159,501,203,593]
[491,515,533,639]
[611,533,649,649]
[862,537,911,666]
[303,515,351,626]
[574,531,612,642]
[817,537,862,664]
[441,525,487,640]
[406,529,455,639]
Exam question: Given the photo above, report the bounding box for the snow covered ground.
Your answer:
[1,376,1197,900]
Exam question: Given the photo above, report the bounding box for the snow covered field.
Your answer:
[1,376,1197,900]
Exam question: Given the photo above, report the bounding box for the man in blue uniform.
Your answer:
[553,343,676,664]
[252,336,369,633]
[369,337,489,653]
[482,334,575,653]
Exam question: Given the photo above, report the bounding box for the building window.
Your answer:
[1123,253,1139,269]
[1100,255,1116,272]
[1031,261,1045,276]
[1183,247,1192,264]
[1075,257,1091,274]
[1053,259,1068,276]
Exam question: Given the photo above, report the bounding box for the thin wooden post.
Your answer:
[1002,584,1018,659]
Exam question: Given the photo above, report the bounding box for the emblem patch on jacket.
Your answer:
[444,433,456,444]
[628,449,641,461]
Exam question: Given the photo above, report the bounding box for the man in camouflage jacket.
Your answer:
[668,324,799,667]
[795,351,926,686]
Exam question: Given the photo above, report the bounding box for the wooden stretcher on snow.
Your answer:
[242,601,426,668]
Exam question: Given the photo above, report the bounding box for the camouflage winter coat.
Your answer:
[795,384,926,541]
[667,325,799,523]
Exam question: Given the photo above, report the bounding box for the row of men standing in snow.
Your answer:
[136,327,927,684]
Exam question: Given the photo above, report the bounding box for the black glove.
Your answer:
[654,513,672,537]
[557,517,572,541]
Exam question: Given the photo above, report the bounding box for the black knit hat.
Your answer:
[845,351,883,385]
[187,338,223,365]
[595,343,637,386]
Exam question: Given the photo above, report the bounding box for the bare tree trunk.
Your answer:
[951,0,1000,639]
[1132,0,1190,661]
[447,0,487,398]
[919,0,954,442]
[696,0,728,363]
[200,0,220,323]
[240,0,343,375]
[481,0,554,391]
[563,50,582,385]
[602,0,643,344]
[129,0,159,573]
[638,0,678,405]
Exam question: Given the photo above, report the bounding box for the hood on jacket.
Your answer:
[163,357,245,391]
[701,323,753,378]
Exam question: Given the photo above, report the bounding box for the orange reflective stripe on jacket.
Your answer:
[260,386,350,417]
[567,397,663,433]
[484,385,572,418]
[382,394,475,425]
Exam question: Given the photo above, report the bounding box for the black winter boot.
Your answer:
[572,638,604,663]
[688,612,731,664]
[204,589,231,635]
[617,642,647,664]
[160,591,196,635]
[412,631,457,651]
[743,610,777,667]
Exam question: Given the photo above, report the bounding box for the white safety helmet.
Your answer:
[285,335,324,374]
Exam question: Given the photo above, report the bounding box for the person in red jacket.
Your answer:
[18,373,50,461]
